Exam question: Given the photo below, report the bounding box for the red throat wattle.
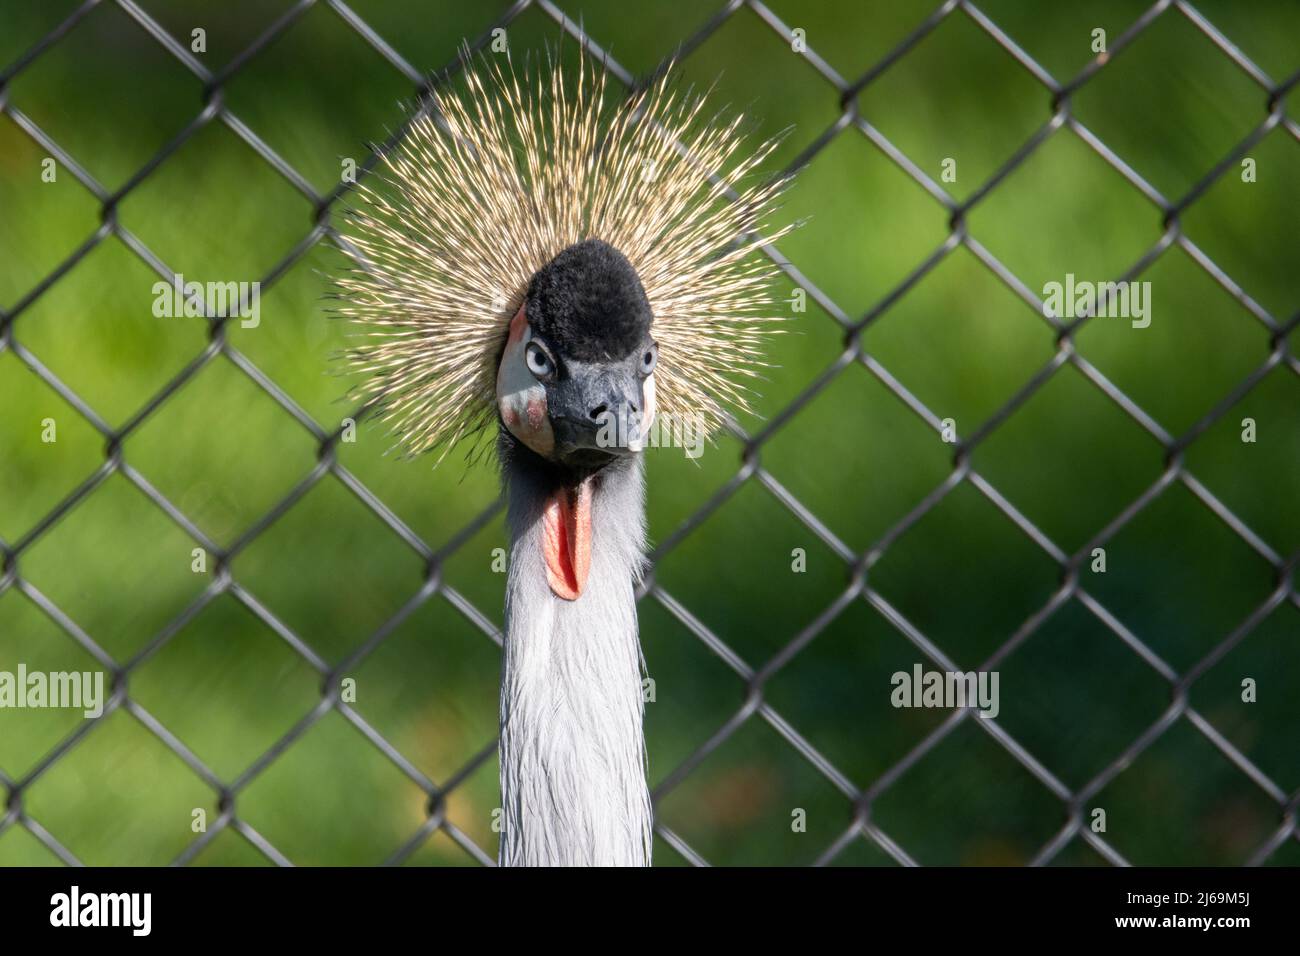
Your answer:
[542,478,594,600]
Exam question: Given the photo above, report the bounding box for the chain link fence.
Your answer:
[0,0,1296,866]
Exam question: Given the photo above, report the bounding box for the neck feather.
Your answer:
[497,443,653,866]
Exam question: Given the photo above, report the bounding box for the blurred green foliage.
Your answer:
[0,0,1297,867]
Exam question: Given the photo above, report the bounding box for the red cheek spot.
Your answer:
[504,407,519,428]
[526,397,546,431]
[507,304,528,344]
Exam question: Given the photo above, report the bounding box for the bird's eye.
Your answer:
[640,342,658,376]
[525,342,554,379]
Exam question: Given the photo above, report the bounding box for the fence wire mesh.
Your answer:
[0,0,1297,867]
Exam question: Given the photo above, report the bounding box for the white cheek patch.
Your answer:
[630,373,656,452]
[496,306,554,457]
[642,373,656,433]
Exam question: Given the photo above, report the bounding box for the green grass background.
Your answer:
[0,0,1297,866]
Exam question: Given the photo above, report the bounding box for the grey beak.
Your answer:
[550,367,644,455]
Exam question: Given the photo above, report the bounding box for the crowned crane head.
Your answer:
[335,48,790,600]
[497,238,657,474]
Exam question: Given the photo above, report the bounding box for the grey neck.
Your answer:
[497,441,653,866]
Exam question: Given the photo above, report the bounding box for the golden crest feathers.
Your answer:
[335,49,791,460]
